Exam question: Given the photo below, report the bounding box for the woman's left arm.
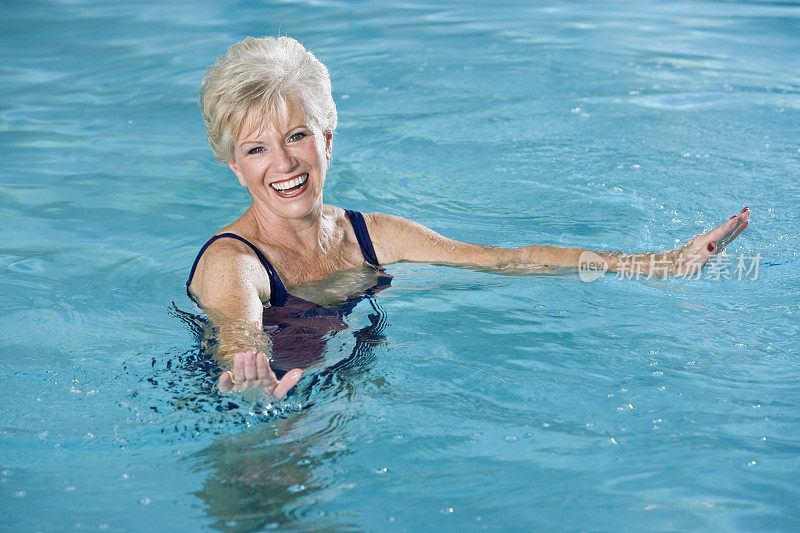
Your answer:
[365,208,750,278]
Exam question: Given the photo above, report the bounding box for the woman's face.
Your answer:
[228,99,332,221]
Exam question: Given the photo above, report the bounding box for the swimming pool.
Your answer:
[1,0,799,530]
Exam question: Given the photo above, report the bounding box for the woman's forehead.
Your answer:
[238,99,311,141]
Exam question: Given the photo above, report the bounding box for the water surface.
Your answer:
[1,0,799,530]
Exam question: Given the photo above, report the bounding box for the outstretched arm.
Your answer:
[366,207,750,277]
[188,239,302,397]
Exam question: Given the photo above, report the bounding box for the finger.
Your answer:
[718,219,749,250]
[262,352,279,383]
[218,372,233,392]
[255,351,273,381]
[697,209,749,253]
[232,352,244,384]
[271,369,303,400]
[738,206,751,223]
[716,213,748,244]
[704,215,741,244]
[718,207,750,237]
[243,350,258,381]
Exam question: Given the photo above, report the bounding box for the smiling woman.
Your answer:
[186,35,750,397]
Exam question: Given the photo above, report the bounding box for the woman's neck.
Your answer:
[246,201,335,254]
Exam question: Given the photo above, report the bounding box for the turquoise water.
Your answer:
[2,0,799,530]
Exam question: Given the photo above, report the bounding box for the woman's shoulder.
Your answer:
[354,212,427,265]
[360,212,419,237]
[200,219,260,260]
[189,225,271,301]
[328,206,400,239]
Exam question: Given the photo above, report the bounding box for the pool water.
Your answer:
[2,0,799,530]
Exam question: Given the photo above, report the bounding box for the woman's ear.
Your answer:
[228,159,247,187]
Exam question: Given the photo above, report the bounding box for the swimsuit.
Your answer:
[186,209,391,372]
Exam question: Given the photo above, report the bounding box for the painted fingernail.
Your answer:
[730,216,736,220]
[707,242,715,252]
[740,207,748,213]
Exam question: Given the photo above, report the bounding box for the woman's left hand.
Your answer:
[667,207,750,276]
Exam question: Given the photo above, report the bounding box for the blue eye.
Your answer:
[248,146,263,155]
[289,132,307,142]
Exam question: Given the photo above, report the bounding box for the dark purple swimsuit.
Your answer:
[186,210,391,372]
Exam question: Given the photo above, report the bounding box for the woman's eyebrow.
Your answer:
[238,139,264,147]
[239,124,309,145]
[283,123,309,133]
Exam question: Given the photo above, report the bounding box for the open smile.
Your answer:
[269,173,308,198]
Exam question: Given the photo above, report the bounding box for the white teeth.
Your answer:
[271,173,308,192]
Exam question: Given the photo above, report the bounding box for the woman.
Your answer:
[187,36,750,398]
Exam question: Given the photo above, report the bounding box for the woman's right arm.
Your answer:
[188,240,302,397]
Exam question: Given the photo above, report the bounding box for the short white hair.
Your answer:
[199,36,337,162]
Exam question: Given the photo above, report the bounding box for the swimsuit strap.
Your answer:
[186,232,289,306]
[344,209,381,269]
[186,210,381,307]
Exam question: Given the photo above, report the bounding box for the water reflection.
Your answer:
[190,408,355,530]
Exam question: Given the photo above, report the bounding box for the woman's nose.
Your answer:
[271,145,296,173]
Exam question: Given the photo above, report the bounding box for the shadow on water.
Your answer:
[142,298,390,530]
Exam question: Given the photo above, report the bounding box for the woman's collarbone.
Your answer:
[270,244,361,286]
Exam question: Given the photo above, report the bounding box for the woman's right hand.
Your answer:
[217,350,303,399]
